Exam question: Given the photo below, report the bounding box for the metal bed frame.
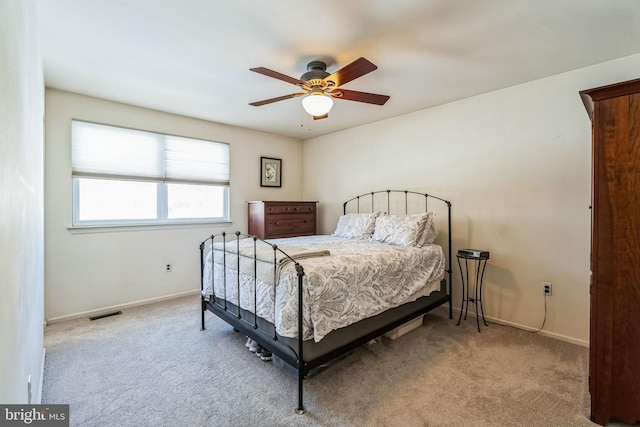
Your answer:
[199,190,452,414]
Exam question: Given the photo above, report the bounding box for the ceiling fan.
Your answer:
[249,57,390,120]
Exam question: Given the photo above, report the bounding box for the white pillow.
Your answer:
[372,213,432,247]
[333,212,380,239]
[417,212,438,246]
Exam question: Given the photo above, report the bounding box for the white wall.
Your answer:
[0,0,45,403]
[45,89,302,320]
[303,53,640,345]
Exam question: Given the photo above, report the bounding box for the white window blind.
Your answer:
[71,120,229,185]
[164,135,229,185]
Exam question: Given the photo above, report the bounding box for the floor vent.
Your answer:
[89,311,122,321]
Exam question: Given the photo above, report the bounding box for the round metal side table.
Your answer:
[456,249,490,332]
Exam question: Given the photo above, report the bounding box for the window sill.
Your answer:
[67,221,232,234]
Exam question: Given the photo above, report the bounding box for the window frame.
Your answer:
[70,120,230,228]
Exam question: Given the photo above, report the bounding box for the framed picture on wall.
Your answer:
[260,156,282,187]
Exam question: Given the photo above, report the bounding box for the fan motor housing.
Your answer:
[300,61,330,83]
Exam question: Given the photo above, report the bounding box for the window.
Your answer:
[71,120,229,226]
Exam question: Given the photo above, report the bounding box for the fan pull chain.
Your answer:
[300,103,304,127]
[300,104,312,131]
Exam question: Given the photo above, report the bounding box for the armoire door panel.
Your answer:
[581,79,640,426]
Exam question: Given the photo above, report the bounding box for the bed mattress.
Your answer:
[202,235,445,342]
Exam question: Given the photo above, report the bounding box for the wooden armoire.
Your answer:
[580,79,640,426]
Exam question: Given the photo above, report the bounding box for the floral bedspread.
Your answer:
[202,235,445,342]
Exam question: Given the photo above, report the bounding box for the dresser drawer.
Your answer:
[266,214,315,236]
[265,204,316,215]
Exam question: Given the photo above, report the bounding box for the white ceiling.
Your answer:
[38,0,640,140]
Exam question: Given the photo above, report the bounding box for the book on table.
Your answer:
[458,249,489,258]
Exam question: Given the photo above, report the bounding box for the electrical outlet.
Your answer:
[165,263,172,272]
[542,282,552,296]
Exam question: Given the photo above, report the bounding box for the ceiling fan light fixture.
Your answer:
[302,92,333,116]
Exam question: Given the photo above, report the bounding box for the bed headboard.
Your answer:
[343,189,452,317]
[342,189,450,216]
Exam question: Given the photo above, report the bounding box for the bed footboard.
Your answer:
[199,231,308,413]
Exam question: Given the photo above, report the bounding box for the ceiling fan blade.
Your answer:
[313,113,329,120]
[333,89,390,105]
[249,93,305,106]
[250,67,303,86]
[325,57,377,87]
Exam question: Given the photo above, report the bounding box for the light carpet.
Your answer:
[42,295,598,426]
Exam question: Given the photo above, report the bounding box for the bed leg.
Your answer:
[447,276,453,320]
[200,299,206,331]
[296,361,305,415]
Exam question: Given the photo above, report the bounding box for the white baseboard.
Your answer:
[46,289,200,324]
[435,305,589,348]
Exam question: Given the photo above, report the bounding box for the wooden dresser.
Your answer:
[248,201,317,239]
[580,78,640,426]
